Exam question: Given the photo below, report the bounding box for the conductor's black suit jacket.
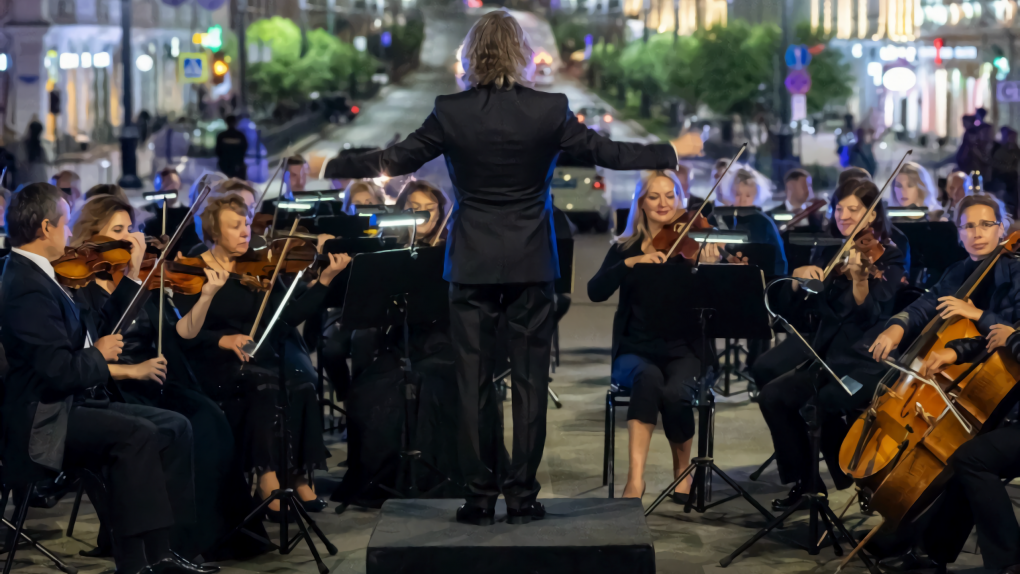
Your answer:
[0,252,137,483]
[325,84,677,284]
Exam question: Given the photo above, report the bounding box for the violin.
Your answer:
[53,235,133,288]
[778,198,828,233]
[838,226,886,280]
[139,253,267,294]
[650,144,748,260]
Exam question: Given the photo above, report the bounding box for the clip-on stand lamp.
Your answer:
[720,276,879,573]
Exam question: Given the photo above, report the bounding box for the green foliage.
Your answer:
[245,17,377,113]
[589,40,624,86]
[693,21,778,118]
[389,18,426,68]
[551,15,591,57]
[795,23,853,114]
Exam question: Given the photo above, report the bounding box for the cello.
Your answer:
[836,231,1020,570]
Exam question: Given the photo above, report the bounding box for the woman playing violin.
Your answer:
[387,180,449,246]
[67,192,268,559]
[341,180,386,215]
[587,170,726,501]
[755,178,907,511]
[870,194,1020,364]
[175,194,349,521]
[891,161,941,217]
[718,166,788,277]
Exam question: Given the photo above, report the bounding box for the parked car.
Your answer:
[576,107,613,137]
[550,153,610,233]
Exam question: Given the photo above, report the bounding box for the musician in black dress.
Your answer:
[719,165,788,277]
[756,178,906,510]
[588,170,725,501]
[324,10,701,525]
[68,193,267,559]
[174,194,349,521]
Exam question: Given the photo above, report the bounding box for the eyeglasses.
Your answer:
[957,220,1001,231]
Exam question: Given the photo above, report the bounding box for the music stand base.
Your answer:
[644,457,776,520]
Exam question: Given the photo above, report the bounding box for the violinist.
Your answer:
[870,194,1020,364]
[0,183,203,574]
[767,169,824,232]
[191,178,257,254]
[756,178,906,511]
[587,170,724,501]
[891,161,941,216]
[876,324,1020,574]
[174,194,350,521]
[718,166,788,277]
[341,180,386,215]
[387,179,449,245]
[941,170,969,223]
[68,193,266,560]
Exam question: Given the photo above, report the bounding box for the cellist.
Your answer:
[873,321,1020,574]
[870,194,1020,363]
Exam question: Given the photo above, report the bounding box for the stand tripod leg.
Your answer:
[643,463,697,517]
[719,497,810,567]
[817,506,843,556]
[818,491,858,546]
[749,453,775,481]
[547,385,562,409]
[284,499,331,574]
[291,498,338,555]
[1,519,77,574]
[709,463,776,522]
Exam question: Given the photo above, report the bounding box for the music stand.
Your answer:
[307,214,371,237]
[632,264,776,522]
[333,247,454,514]
[896,221,967,285]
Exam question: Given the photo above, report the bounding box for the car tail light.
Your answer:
[351,105,360,114]
[577,114,585,123]
[603,114,613,123]
[593,175,605,190]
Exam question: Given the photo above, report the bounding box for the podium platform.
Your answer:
[366,498,655,574]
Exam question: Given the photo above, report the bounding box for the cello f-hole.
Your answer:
[899,382,919,419]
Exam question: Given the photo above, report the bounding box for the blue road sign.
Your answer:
[785,44,812,69]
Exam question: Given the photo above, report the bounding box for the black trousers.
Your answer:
[611,352,699,443]
[450,282,554,509]
[757,368,869,487]
[64,402,195,538]
[923,425,1020,569]
[749,337,810,390]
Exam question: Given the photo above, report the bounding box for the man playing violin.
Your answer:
[874,323,1020,574]
[767,168,825,232]
[870,195,1020,364]
[0,183,205,574]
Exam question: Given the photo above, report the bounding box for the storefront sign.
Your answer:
[997,81,1020,103]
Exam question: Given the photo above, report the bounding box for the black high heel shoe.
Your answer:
[258,492,296,524]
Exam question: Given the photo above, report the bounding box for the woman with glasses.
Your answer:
[870,194,1020,364]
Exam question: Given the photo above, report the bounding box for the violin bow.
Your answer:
[429,205,454,247]
[245,217,304,351]
[665,143,747,259]
[821,150,912,279]
[157,186,169,358]
[253,156,287,215]
[778,198,828,233]
[111,183,215,335]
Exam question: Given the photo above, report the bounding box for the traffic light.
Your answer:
[212,55,228,84]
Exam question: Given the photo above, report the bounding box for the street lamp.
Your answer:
[118,0,142,188]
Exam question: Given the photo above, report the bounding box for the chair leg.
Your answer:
[66,483,84,537]
[603,391,611,486]
[608,395,616,499]
[4,483,34,574]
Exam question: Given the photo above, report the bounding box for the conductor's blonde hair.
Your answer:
[460,10,533,89]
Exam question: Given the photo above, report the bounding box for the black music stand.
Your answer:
[720,278,879,573]
[896,221,967,286]
[632,264,776,521]
[334,247,454,514]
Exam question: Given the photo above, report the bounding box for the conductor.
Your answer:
[324,10,703,526]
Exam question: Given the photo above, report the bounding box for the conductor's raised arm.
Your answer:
[557,100,677,171]
[324,112,444,179]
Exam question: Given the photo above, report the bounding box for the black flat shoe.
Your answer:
[670,492,690,505]
[507,501,546,525]
[80,545,113,558]
[771,483,804,511]
[878,550,939,572]
[171,551,220,574]
[456,504,495,526]
[300,497,328,513]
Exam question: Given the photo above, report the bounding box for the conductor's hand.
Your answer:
[868,325,904,362]
[792,265,823,292]
[201,268,229,298]
[219,334,254,363]
[625,252,668,268]
[987,324,1016,351]
[319,253,352,287]
[129,356,168,384]
[316,234,336,254]
[919,348,958,378]
[96,334,124,362]
[671,132,704,158]
[124,232,147,281]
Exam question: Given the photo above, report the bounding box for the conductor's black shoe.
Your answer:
[878,550,938,572]
[170,551,220,574]
[771,483,804,511]
[300,497,328,513]
[507,501,546,525]
[456,504,495,526]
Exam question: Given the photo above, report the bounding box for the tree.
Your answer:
[794,23,853,114]
[692,21,778,120]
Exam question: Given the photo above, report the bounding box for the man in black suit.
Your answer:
[325,10,701,525]
[0,184,209,574]
[215,115,247,180]
[766,168,825,232]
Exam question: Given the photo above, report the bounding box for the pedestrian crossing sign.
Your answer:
[178,52,209,84]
